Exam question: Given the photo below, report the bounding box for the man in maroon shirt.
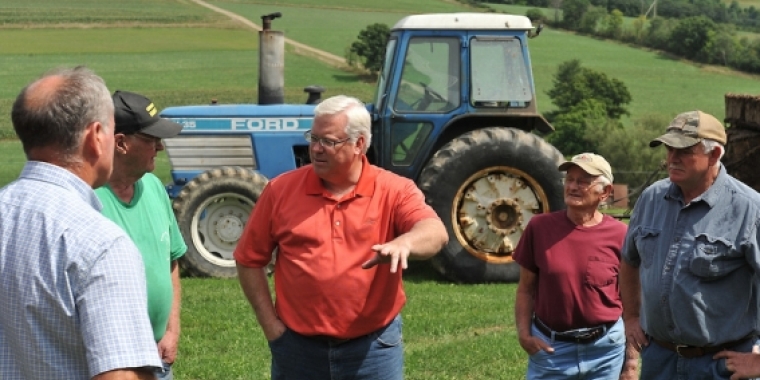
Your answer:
[514,153,638,379]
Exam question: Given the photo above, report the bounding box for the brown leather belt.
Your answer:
[651,335,755,358]
[534,317,616,344]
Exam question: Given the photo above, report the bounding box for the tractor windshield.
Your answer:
[393,37,460,113]
[470,37,532,107]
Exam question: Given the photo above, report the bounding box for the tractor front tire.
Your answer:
[418,127,565,283]
[173,166,268,278]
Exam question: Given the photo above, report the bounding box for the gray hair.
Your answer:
[702,139,725,160]
[314,95,372,153]
[585,174,612,194]
[596,175,612,188]
[12,66,113,157]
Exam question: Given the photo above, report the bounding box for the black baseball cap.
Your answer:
[112,90,183,138]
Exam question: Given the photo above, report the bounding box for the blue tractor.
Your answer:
[160,12,564,283]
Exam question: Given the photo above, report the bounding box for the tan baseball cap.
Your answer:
[650,110,726,148]
[558,153,614,183]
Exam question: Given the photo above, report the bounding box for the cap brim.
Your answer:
[558,162,604,176]
[649,133,701,148]
[141,118,183,138]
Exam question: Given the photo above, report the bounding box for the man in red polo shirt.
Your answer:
[234,95,448,380]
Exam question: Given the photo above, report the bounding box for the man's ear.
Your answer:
[708,145,722,167]
[599,184,613,202]
[354,135,365,154]
[82,121,107,161]
[114,133,127,154]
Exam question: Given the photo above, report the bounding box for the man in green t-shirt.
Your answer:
[95,90,187,380]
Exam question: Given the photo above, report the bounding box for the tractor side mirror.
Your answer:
[529,24,543,39]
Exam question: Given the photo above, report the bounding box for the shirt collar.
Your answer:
[304,155,378,198]
[20,161,103,211]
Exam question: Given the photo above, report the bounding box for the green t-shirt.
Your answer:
[95,173,187,341]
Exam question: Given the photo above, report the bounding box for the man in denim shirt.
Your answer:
[621,110,760,380]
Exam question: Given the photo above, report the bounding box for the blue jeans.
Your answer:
[155,361,173,380]
[527,318,625,379]
[269,314,403,380]
[640,336,758,380]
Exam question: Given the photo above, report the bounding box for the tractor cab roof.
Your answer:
[392,13,534,31]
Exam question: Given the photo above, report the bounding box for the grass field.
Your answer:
[2,0,759,138]
[177,267,526,380]
[178,0,760,122]
[727,0,760,8]
[0,0,228,25]
[205,0,473,58]
[0,26,375,179]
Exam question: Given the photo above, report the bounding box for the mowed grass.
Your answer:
[0,0,229,25]
[177,268,526,380]
[205,0,482,58]
[528,27,760,121]
[726,0,760,8]
[203,1,760,122]
[209,0,473,14]
[0,26,376,138]
[489,3,564,21]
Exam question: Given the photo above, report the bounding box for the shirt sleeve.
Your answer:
[234,182,277,268]
[621,203,642,267]
[392,179,440,235]
[168,207,187,261]
[151,174,186,261]
[512,218,537,272]
[78,236,161,377]
[743,210,760,275]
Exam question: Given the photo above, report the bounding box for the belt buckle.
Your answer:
[675,344,690,357]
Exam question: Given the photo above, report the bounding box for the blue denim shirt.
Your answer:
[622,165,760,346]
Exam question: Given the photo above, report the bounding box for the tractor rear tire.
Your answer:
[418,127,565,283]
[173,166,268,278]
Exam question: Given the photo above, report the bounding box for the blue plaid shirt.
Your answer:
[623,165,760,346]
[0,162,161,379]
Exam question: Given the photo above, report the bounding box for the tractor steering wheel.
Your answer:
[414,82,446,111]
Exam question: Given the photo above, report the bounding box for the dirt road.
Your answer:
[189,0,347,68]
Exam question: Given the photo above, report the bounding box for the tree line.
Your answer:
[475,0,760,75]
[482,0,760,31]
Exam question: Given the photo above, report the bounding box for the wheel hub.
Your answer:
[193,194,253,263]
[487,198,522,234]
[214,214,244,243]
[456,170,544,263]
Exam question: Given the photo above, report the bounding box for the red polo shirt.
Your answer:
[234,156,439,338]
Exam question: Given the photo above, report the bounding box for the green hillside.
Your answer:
[2,0,760,181]
[204,0,760,121]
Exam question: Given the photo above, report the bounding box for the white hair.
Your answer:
[313,95,372,153]
[702,139,725,160]
[596,175,611,187]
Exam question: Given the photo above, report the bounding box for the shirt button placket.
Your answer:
[333,203,344,240]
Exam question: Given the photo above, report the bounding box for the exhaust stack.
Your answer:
[259,12,284,105]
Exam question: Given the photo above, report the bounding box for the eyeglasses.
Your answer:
[304,130,351,149]
[132,132,163,146]
[562,177,601,190]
